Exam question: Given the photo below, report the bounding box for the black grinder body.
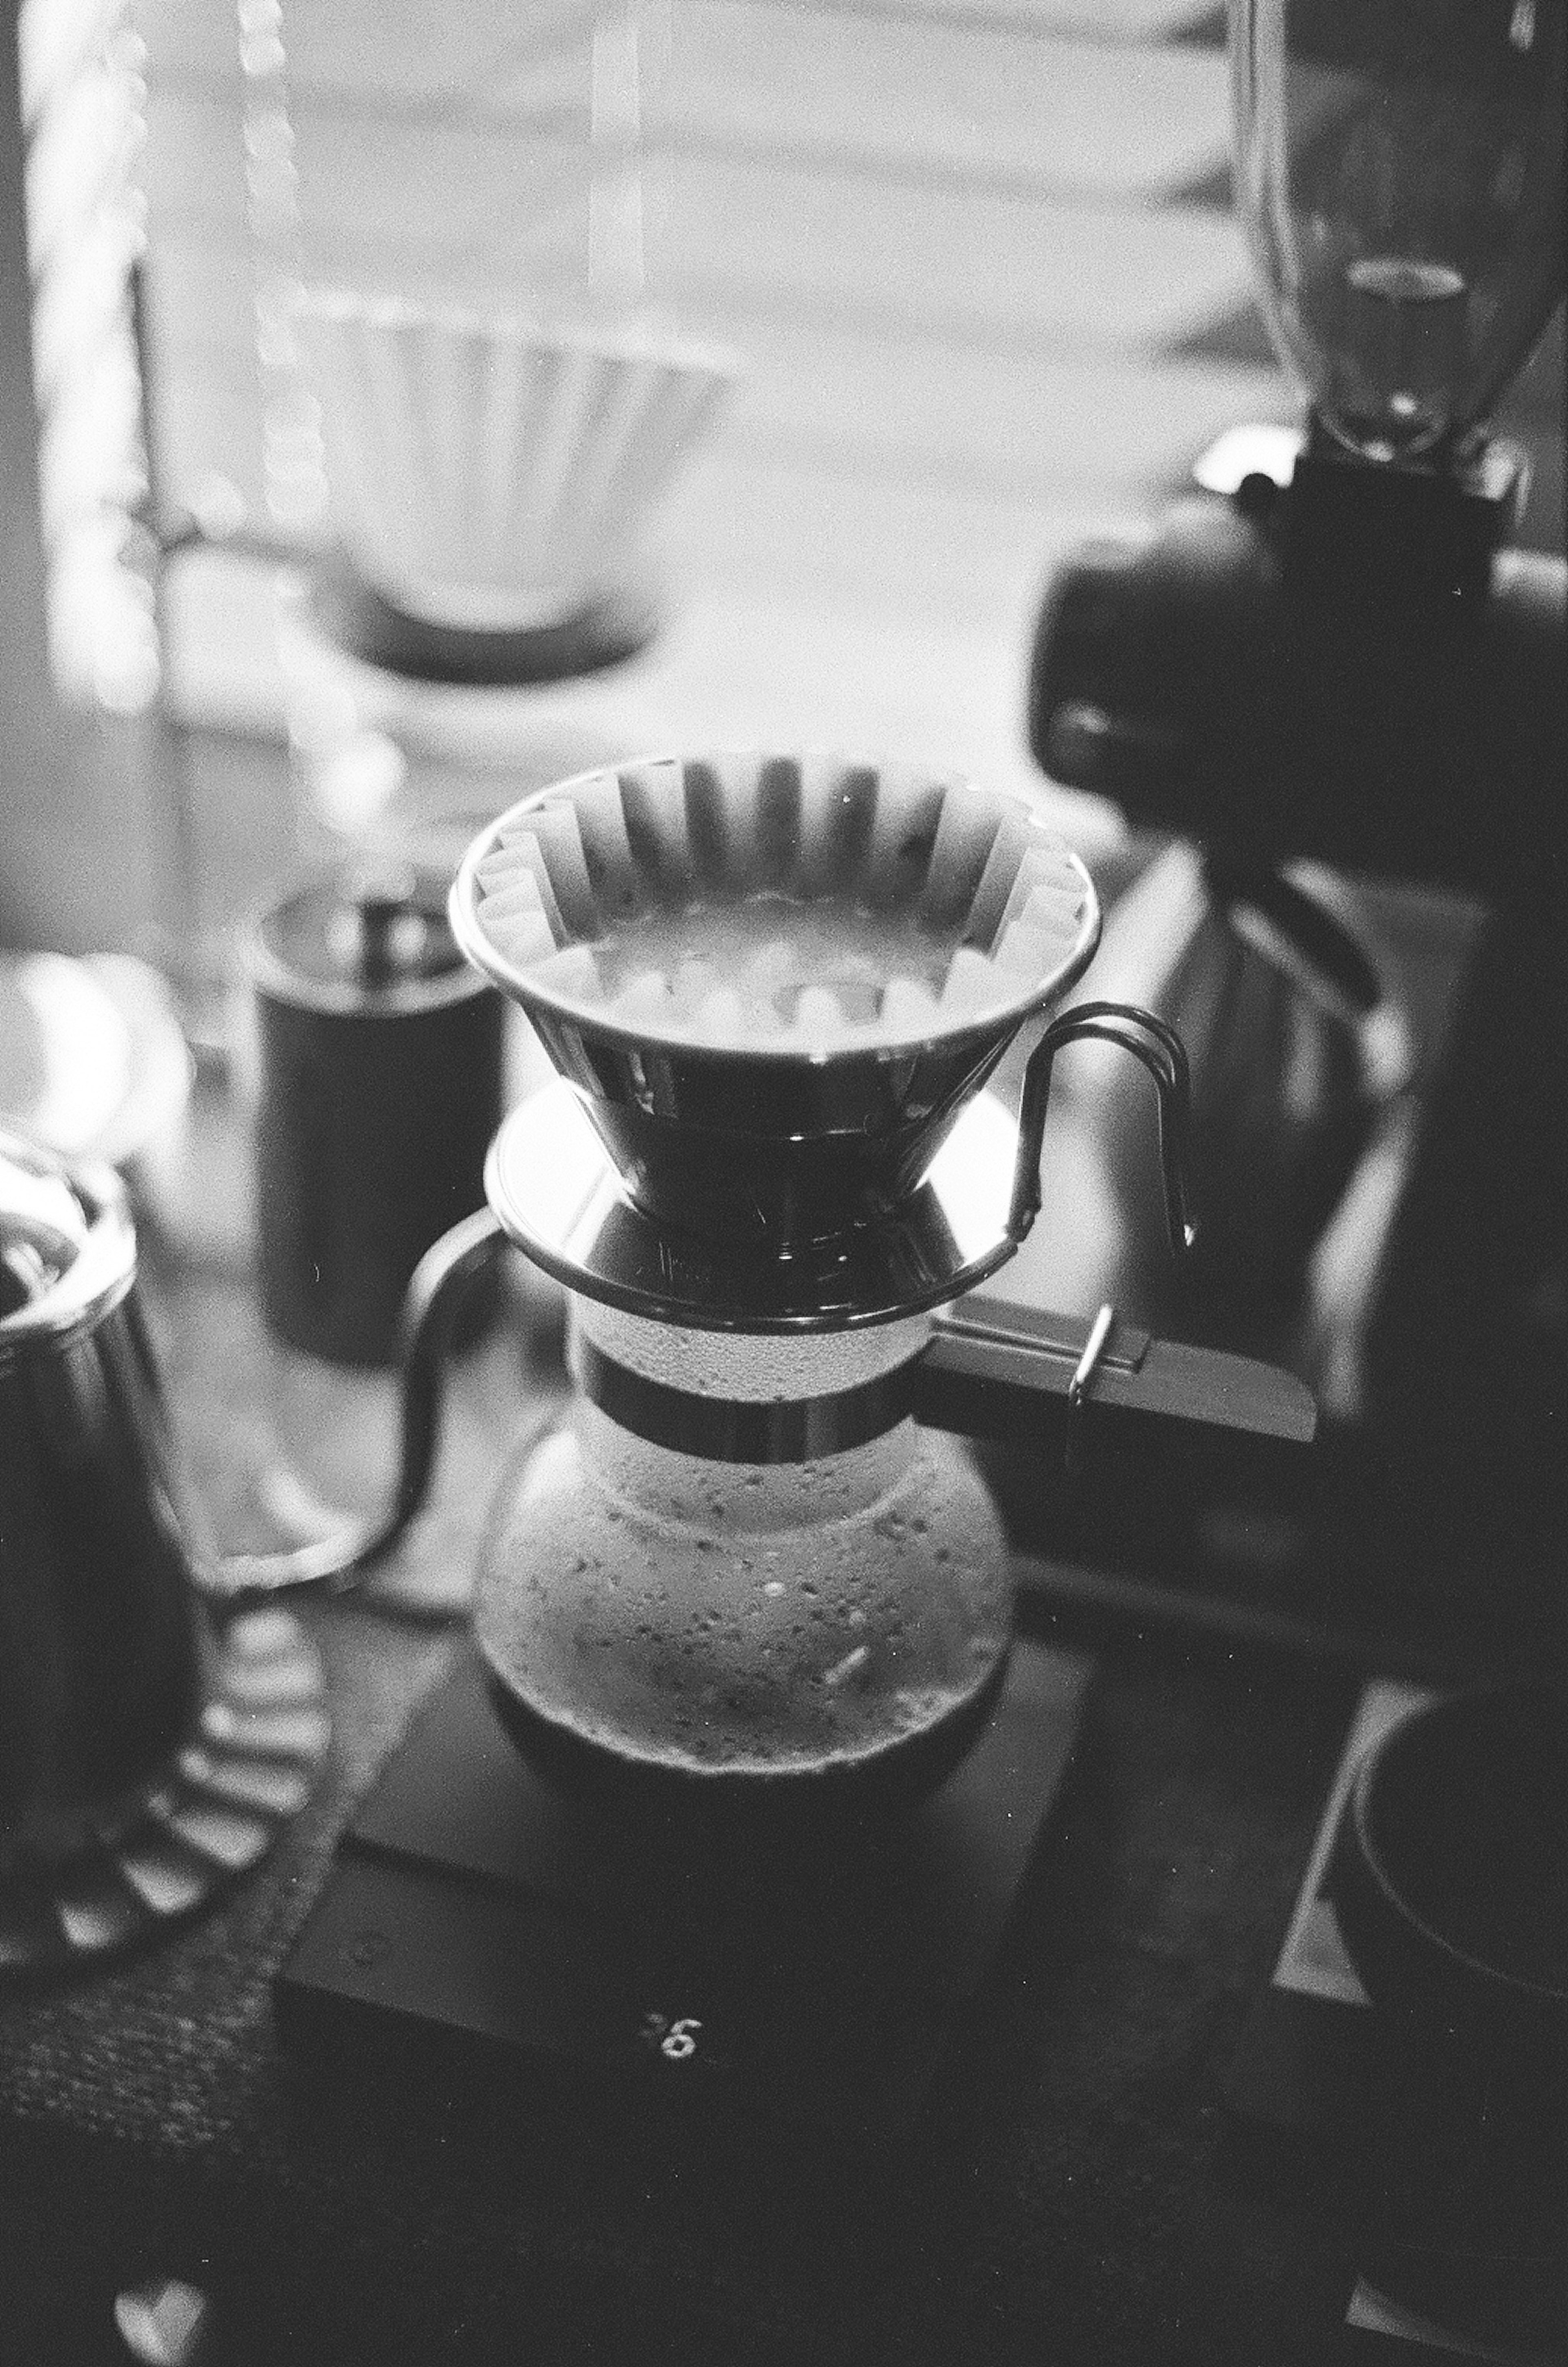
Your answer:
[1026,441,1568,1653]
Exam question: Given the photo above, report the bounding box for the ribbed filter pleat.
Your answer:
[507,343,584,567]
[996,848,1085,939]
[682,759,733,889]
[796,760,880,902]
[569,770,645,923]
[581,363,690,559]
[479,840,565,937]
[577,363,715,581]
[395,309,449,571]
[863,773,947,913]
[445,328,495,580]
[940,945,1012,1020]
[344,310,414,572]
[312,313,388,571]
[475,338,536,583]
[439,325,494,583]
[532,943,605,1003]
[555,353,658,569]
[618,762,695,904]
[467,328,522,584]
[994,890,1085,979]
[503,804,599,938]
[476,871,557,965]
[537,347,619,570]
[741,756,806,894]
[919,787,1003,933]
[414,313,462,573]
[962,810,1039,951]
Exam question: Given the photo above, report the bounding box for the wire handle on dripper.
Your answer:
[1010,1000,1197,1264]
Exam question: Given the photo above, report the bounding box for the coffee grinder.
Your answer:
[1024,0,1567,1660]
[273,750,1314,2155]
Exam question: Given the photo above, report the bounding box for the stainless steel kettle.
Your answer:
[1,1129,329,1975]
[1,1133,211,1871]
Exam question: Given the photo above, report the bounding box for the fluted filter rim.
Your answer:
[450,752,1100,1061]
[292,284,742,385]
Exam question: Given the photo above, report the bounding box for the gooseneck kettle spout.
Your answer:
[213,1206,507,1601]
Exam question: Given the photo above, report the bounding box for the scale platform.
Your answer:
[276,1637,1090,2161]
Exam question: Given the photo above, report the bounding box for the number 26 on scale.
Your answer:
[639,2009,703,2061]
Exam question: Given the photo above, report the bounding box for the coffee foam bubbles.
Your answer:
[473,1403,1012,1786]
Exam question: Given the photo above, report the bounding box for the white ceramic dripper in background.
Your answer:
[291,290,738,639]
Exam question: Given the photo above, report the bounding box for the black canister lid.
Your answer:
[246,866,490,1015]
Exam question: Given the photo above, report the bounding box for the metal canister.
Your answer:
[242,867,503,1365]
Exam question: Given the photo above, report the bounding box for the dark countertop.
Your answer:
[0,1636,1360,2361]
[0,1094,1368,2366]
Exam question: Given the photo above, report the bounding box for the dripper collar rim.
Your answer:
[482,1078,1031,1333]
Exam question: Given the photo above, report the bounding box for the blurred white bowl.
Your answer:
[293,290,740,631]
[0,952,192,1216]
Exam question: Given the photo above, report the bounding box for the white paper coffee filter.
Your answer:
[454,753,1097,1054]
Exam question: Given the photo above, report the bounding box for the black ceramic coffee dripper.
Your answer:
[448,749,1195,1330]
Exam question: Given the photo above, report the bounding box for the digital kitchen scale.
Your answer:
[275,1636,1091,2160]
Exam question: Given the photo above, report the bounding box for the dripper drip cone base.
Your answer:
[483,1069,1029,1328]
[302,548,661,689]
[294,290,738,641]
